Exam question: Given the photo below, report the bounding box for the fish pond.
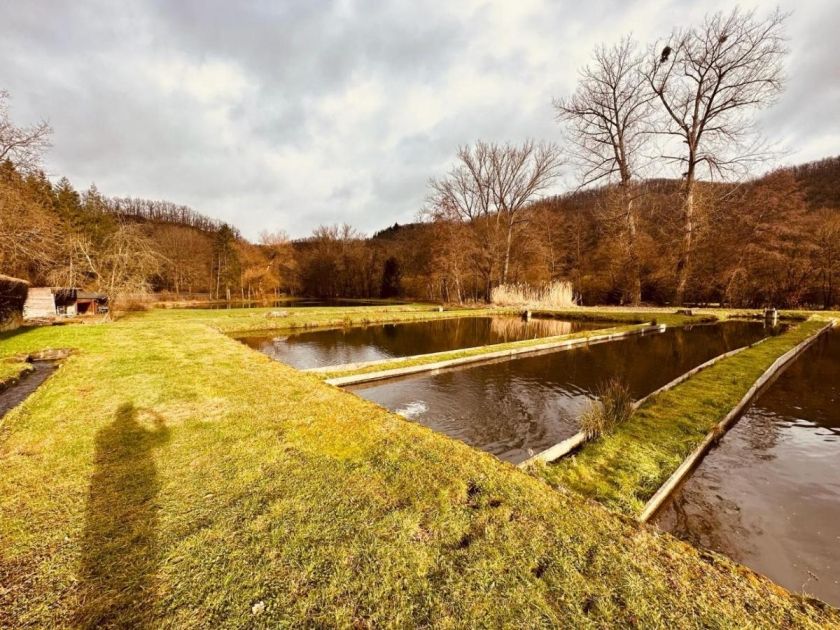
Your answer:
[654,328,840,607]
[349,322,773,464]
[238,316,605,369]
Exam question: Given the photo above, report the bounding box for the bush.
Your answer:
[579,378,634,439]
[0,274,29,331]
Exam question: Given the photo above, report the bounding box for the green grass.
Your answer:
[1,310,837,626]
[532,308,716,326]
[533,319,830,516]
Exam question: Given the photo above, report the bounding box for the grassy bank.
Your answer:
[532,319,829,517]
[1,309,837,626]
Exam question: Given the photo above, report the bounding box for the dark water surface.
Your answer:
[655,329,840,607]
[239,316,605,369]
[0,362,58,419]
[350,322,771,464]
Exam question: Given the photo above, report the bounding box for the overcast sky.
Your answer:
[2,0,838,239]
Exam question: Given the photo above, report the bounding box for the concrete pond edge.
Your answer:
[637,319,837,523]
[325,323,666,387]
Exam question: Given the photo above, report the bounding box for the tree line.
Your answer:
[2,7,839,308]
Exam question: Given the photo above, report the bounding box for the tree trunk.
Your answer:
[502,219,514,285]
[675,180,695,305]
[624,186,642,305]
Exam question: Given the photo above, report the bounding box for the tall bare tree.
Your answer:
[0,90,52,171]
[428,140,562,299]
[646,7,788,303]
[555,36,652,304]
[491,141,564,284]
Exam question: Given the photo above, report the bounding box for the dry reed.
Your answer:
[490,281,577,308]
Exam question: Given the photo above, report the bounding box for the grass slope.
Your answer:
[535,319,829,516]
[0,312,836,627]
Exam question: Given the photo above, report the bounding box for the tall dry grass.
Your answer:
[490,281,577,308]
[579,378,634,440]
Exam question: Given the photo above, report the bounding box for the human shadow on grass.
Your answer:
[74,402,170,628]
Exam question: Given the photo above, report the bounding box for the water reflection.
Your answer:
[655,329,840,607]
[350,322,769,464]
[239,316,605,369]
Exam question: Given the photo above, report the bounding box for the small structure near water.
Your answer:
[23,287,108,320]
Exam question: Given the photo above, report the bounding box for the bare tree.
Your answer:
[0,182,57,275]
[555,36,652,304]
[645,7,788,303]
[491,141,564,284]
[54,223,163,312]
[428,140,563,299]
[0,90,52,171]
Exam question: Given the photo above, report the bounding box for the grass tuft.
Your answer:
[579,378,634,440]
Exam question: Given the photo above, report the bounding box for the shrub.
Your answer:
[579,378,634,439]
[0,274,29,331]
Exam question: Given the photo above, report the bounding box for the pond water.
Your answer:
[239,316,606,369]
[0,362,58,419]
[349,322,772,464]
[654,329,840,607]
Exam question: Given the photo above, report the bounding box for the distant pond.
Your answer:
[349,322,773,464]
[237,316,607,369]
[655,328,840,607]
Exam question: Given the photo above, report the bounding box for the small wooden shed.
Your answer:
[24,287,109,318]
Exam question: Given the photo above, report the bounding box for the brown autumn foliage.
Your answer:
[2,123,839,308]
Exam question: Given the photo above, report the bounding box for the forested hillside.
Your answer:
[2,79,839,308]
[3,151,839,308]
